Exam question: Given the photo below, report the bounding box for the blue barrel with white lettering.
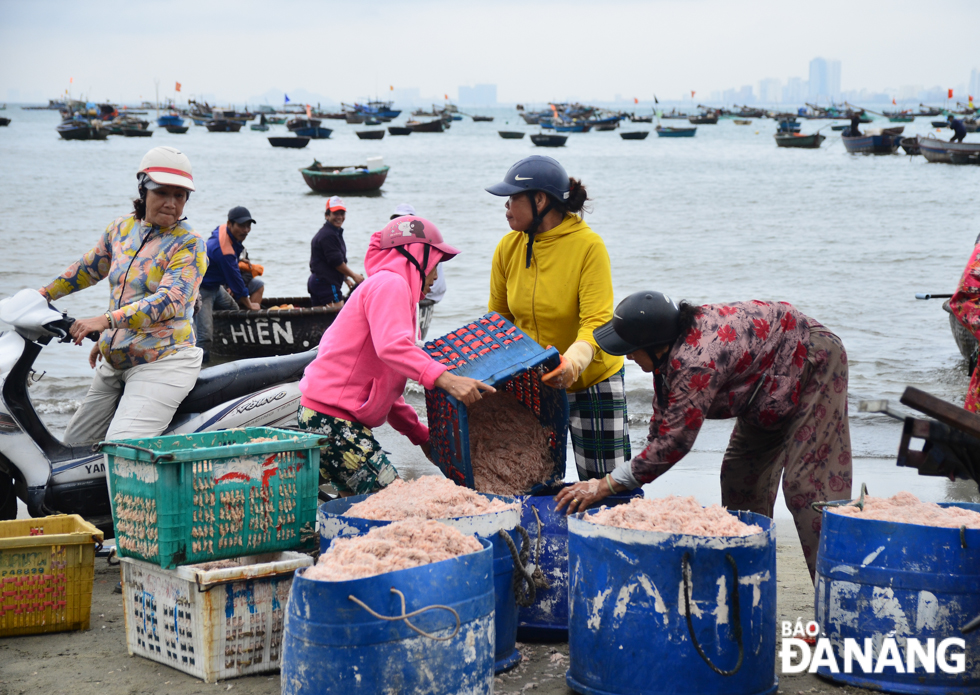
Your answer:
[281,538,494,695]
[566,510,777,695]
[319,493,523,673]
[517,485,643,642]
[815,502,980,694]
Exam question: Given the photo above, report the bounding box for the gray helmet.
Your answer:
[485,155,570,201]
[594,291,681,356]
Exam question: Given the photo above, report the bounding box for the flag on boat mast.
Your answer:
[390,85,394,91]
[948,88,954,99]
[175,82,181,93]
[633,97,638,104]
[654,94,659,104]
[284,94,291,103]
[690,90,696,98]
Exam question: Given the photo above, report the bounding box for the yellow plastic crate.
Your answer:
[0,514,103,637]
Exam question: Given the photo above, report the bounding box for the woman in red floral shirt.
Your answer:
[950,243,980,411]
[557,291,852,580]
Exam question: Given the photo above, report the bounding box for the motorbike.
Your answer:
[0,289,315,534]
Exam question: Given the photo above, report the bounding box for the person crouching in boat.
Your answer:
[556,291,852,581]
[297,216,495,496]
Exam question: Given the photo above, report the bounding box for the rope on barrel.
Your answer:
[348,587,461,641]
[499,526,536,607]
[682,552,744,677]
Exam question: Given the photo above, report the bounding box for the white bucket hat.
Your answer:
[138,146,195,191]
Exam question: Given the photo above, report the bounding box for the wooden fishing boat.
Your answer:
[619,131,649,140]
[212,297,341,358]
[287,117,322,132]
[387,126,412,135]
[0,117,10,126]
[250,115,270,132]
[56,118,108,140]
[900,137,921,155]
[269,136,310,148]
[777,120,802,133]
[165,125,189,133]
[888,115,915,123]
[774,132,825,148]
[733,119,752,125]
[931,120,949,128]
[688,114,718,125]
[345,112,366,124]
[655,125,696,138]
[950,152,980,165]
[919,136,980,163]
[498,131,525,139]
[594,123,618,131]
[121,128,153,137]
[630,115,653,123]
[943,300,978,372]
[841,127,904,154]
[471,115,494,122]
[206,120,243,132]
[918,105,944,117]
[830,124,848,131]
[356,129,385,140]
[265,116,286,125]
[531,133,567,147]
[406,119,445,133]
[554,123,591,133]
[293,126,332,139]
[300,160,390,193]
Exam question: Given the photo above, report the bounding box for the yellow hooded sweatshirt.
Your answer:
[488,213,623,393]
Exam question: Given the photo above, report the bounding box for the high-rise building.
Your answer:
[458,84,497,106]
[827,60,841,101]
[808,58,827,100]
[782,77,807,104]
[758,78,782,104]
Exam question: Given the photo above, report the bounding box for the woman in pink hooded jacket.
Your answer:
[298,216,494,495]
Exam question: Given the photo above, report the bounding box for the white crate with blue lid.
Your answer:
[422,312,568,492]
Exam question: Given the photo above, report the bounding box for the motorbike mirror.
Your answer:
[0,289,68,342]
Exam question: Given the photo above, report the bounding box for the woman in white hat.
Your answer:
[39,146,207,444]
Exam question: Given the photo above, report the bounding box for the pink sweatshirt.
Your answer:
[299,232,448,445]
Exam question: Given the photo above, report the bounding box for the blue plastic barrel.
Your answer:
[567,510,777,695]
[815,502,980,694]
[517,485,642,641]
[281,538,494,694]
[319,493,523,673]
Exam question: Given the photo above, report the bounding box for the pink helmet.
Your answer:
[379,216,460,260]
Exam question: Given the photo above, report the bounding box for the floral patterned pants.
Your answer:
[296,406,399,495]
[720,328,852,581]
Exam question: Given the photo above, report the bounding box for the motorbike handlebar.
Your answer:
[48,317,101,343]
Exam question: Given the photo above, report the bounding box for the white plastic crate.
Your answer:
[120,551,312,682]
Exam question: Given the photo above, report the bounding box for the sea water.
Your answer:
[2,107,978,517]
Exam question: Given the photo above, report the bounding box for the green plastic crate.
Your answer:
[101,427,322,569]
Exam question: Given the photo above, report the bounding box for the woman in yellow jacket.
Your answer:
[486,155,628,481]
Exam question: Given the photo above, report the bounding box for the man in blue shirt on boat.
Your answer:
[948,114,968,143]
[195,205,263,361]
[308,196,363,308]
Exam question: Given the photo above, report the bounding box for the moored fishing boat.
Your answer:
[56,117,108,140]
[655,125,696,137]
[355,129,384,140]
[205,119,242,132]
[688,113,718,125]
[405,119,445,133]
[774,132,826,148]
[471,115,494,122]
[165,125,189,133]
[387,126,412,135]
[156,112,184,128]
[268,136,310,148]
[300,160,390,193]
[212,297,341,358]
[293,126,332,139]
[619,131,649,140]
[287,117,321,132]
[900,137,921,155]
[250,114,270,131]
[530,133,567,147]
[733,119,752,125]
[0,117,10,126]
[498,131,525,139]
[842,127,904,154]
[918,136,980,163]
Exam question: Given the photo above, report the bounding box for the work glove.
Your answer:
[542,341,594,389]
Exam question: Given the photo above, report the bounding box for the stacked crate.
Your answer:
[101,427,322,682]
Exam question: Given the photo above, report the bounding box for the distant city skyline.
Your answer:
[2,0,978,108]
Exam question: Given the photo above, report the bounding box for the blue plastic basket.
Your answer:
[423,313,568,493]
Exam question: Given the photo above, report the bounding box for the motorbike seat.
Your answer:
[175,349,317,415]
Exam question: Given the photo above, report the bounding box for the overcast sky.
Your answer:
[2,0,978,105]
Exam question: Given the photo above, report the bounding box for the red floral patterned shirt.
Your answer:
[612,301,813,488]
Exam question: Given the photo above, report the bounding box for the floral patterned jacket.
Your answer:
[611,301,813,488]
[40,215,207,370]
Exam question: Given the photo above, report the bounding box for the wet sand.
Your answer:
[0,524,873,695]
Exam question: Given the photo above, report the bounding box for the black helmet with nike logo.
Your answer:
[485,155,570,200]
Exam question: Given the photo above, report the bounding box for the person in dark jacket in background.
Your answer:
[195,205,261,361]
[948,114,968,143]
[847,110,863,137]
[309,196,364,308]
